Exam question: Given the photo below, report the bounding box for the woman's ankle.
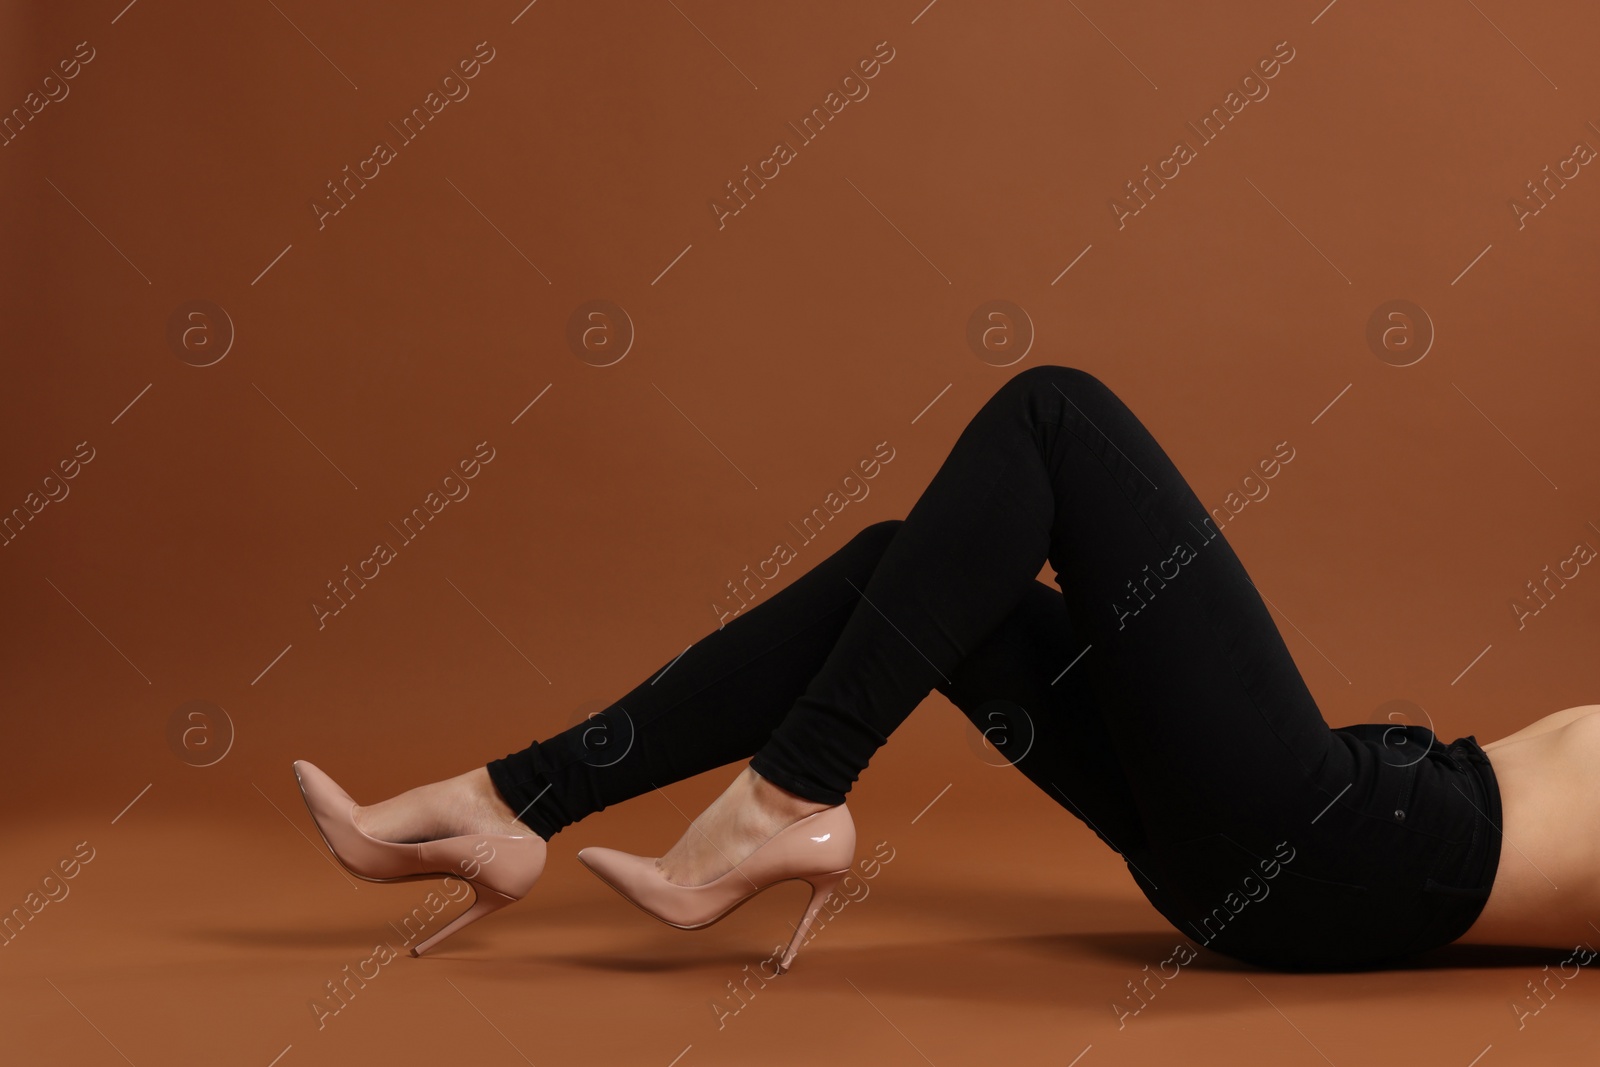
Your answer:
[355,769,534,843]
[746,766,831,820]
[465,766,534,834]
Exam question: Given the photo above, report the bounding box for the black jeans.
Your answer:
[487,365,1503,970]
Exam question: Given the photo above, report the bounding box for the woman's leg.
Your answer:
[738,364,1344,865]
[656,363,1494,969]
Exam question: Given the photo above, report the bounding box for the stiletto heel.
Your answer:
[409,886,519,957]
[777,868,851,974]
[292,760,547,957]
[577,803,856,973]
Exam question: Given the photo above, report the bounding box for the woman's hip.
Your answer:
[1123,732,1501,970]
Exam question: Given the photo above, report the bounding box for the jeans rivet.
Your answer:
[1394,809,1406,821]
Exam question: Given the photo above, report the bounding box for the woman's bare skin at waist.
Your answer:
[1454,704,1600,948]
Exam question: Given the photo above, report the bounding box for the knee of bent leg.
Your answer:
[852,519,904,555]
[841,519,903,566]
[997,365,1118,424]
[1003,363,1106,399]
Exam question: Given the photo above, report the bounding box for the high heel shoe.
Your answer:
[291,760,547,957]
[576,803,855,974]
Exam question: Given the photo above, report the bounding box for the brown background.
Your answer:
[3,0,1598,1063]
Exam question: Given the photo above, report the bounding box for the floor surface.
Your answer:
[2,702,1583,1067]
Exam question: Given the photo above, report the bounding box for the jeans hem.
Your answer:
[748,755,846,806]
[485,757,559,841]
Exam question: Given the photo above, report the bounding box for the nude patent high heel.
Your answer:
[292,760,547,957]
[576,803,855,974]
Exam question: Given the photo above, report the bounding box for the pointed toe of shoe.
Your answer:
[576,847,686,918]
[576,846,651,885]
[292,760,355,811]
[290,760,399,878]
